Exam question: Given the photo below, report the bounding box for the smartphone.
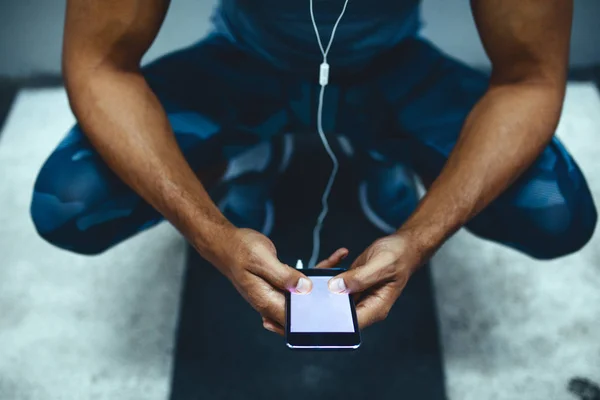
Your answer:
[285,268,361,350]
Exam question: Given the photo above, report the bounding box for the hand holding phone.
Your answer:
[286,268,361,350]
[259,248,350,335]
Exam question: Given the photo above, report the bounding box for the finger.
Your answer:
[263,320,284,335]
[262,316,285,336]
[250,276,287,325]
[315,248,349,269]
[352,291,364,305]
[355,286,396,329]
[262,316,283,329]
[328,251,397,294]
[262,316,277,326]
[252,250,313,295]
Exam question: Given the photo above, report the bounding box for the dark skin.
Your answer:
[63,0,572,335]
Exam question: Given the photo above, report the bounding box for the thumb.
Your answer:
[328,251,397,294]
[258,251,313,295]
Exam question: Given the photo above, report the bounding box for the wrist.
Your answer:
[392,220,447,272]
[396,220,445,254]
[398,189,471,253]
[189,219,237,270]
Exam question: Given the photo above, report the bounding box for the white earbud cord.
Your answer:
[308,0,351,268]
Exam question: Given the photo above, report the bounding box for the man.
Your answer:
[31,0,596,335]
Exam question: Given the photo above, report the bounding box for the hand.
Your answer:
[213,228,348,335]
[326,232,429,329]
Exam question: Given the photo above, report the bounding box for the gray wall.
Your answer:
[421,0,600,69]
[0,0,599,78]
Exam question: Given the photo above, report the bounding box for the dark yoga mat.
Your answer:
[169,135,447,400]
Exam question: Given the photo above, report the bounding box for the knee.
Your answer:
[30,193,115,255]
[30,166,109,256]
[30,192,92,255]
[469,184,597,260]
[522,194,597,260]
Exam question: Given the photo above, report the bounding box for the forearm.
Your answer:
[400,80,565,253]
[66,67,232,258]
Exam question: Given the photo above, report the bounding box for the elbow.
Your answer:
[62,54,96,107]
[62,51,140,100]
[487,71,566,135]
[489,65,567,99]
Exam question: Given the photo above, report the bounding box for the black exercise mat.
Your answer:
[170,135,447,400]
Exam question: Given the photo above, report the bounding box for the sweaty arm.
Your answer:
[63,0,232,261]
[400,0,573,251]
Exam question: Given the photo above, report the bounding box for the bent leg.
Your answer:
[31,119,226,254]
[371,38,597,259]
[31,35,292,254]
[465,140,597,259]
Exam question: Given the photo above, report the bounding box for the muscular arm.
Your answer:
[63,0,231,261]
[400,0,573,251]
[63,1,350,331]
[327,0,574,328]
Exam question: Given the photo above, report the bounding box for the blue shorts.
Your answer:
[30,34,597,258]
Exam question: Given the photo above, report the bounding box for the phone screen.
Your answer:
[290,276,355,333]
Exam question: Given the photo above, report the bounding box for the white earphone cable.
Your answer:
[308,0,350,268]
[310,0,351,60]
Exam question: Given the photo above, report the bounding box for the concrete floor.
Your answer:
[433,83,600,400]
[0,89,186,399]
[0,84,599,399]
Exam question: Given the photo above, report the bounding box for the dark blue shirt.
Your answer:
[213,0,421,70]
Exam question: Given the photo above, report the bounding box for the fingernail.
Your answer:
[329,278,347,293]
[295,278,310,294]
[263,322,275,332]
